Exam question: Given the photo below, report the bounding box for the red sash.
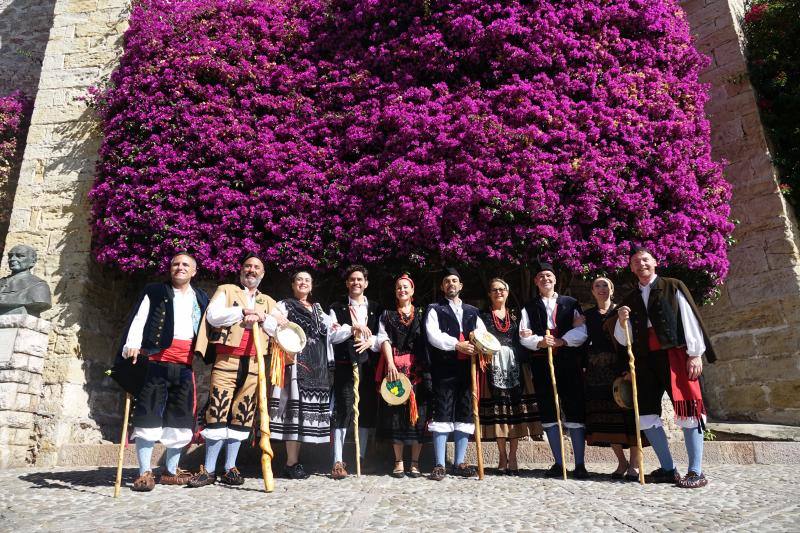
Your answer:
[216,329,256,357]
[150,339,193,365]
[647,328,705,421]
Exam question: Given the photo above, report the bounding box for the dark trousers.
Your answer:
[530,352,585,425]
[431,360,473,425]
[333,360,378,429]
[133,361,195,429]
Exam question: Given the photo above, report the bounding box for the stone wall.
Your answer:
[0,0,135,466]
[0,0,798,467]
[681,0,800,424]
[0,0,58,258]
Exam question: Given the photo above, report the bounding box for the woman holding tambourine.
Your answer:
[374,274,431,478]
[478,278,542,475]
[583,276,648,481]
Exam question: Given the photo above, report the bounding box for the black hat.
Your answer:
[442,266,461,281]
[240,251,263,265]
[531,259,555,275]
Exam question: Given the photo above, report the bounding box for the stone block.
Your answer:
[768,380,800,410]
[717,383,770,414]
[68,0,99,14]
[0,368,32,385]
[0,383,17,409]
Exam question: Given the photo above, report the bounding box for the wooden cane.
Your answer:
[546,329,567,481]
[623,320,646,485]
[252,326,275,492]
[470,352,485,480]
[352,361,362,477]
[113,393,131,498]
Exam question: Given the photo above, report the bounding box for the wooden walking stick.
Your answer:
[623,320,646,485]
[252,325,275,492]
[546,329,567,481]
[352,360,362,477]
[470,351,485,480]
[113,393,131,498]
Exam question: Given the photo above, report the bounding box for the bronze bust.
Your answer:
[0,245,52,316]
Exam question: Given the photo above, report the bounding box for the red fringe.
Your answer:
[409,389,419,425]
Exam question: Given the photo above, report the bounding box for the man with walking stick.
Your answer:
[520,261,589,479]
[613,247,716,488]
[188,253,286,488]
[425,267,487,481]
[111,252,209,493]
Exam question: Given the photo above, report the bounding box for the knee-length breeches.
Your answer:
[133,361,195,429]
[205,354,258,433]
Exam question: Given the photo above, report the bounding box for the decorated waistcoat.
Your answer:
[330,300,381,365]
[194,284,276,361]
[620,276,717,363]
[110,282,209,395]
[522,295,583,358]
[425,299,480,372]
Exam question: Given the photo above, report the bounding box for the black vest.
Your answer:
[620,276,716,363]
[522,295,583,356]
[330,299,382,364]
[111,282,209,395]
[425,299,480,369]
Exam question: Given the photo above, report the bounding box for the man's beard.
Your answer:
[241,274,263,289]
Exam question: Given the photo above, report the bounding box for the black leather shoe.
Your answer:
[283,463,310,480]
[647,467,681,484]
[544,463,564,478]
[571,464,590,480]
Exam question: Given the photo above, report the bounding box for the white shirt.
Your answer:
[425,298,487,352]
[328,296,379,352]
[205,287,278,336]
[613,275,705,357]
[124,286,198,351]
[518,293,588,351]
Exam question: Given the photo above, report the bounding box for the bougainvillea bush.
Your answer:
[0,91,27,175]
[90,0,732,294]
[743,0,800,206]
[0,91,29,256]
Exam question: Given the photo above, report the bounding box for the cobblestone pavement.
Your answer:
[0,464,797,532]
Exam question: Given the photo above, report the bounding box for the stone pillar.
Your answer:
[682,0,800,424]
[0,314,50,468]
[0,0,134,466]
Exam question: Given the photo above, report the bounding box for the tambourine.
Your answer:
[613,376,633,410]
[380,374,413,406]
[469,330,502,364]
[276,322,307,365]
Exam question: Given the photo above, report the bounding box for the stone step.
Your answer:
[53,439,800,474]
[706,421,800,441]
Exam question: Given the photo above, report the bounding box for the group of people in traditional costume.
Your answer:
[112,247,713,492]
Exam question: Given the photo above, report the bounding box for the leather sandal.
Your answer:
[392,461,405,478]
[331,461,348,480]
[429,464,446,481]
[407,461,421,478]
[159,468,193,485]
[132,471,155,492]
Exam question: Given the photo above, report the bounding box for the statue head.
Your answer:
[7,244,37,275]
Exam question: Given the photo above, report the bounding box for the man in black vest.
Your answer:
[519,261,589,479]
[425,267,487,481]
[112,252,210,491]
[329,265,382,479]
[613,247,715,488]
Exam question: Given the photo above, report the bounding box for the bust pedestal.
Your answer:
[0,314,50,468]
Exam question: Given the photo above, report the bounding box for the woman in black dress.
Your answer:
[478,278,541,475]
[375,274,430,478]
[584,276,643,480]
